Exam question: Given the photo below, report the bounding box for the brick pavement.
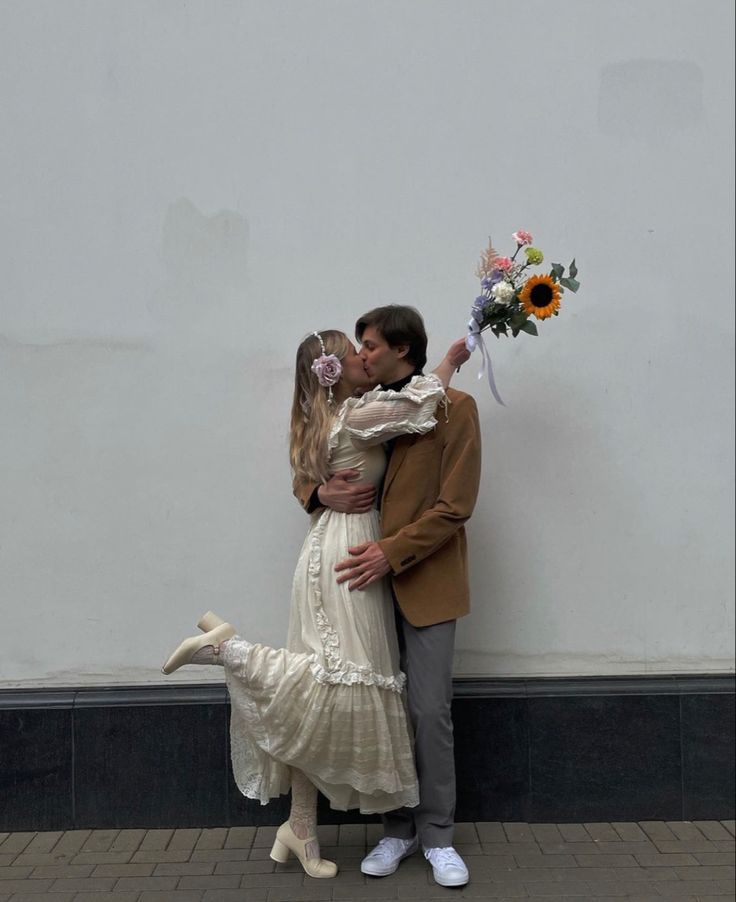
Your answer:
[0,821,733,901]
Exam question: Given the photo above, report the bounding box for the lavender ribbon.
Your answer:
[466,319,506,406]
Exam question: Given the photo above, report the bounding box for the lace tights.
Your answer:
[289,769,320,855]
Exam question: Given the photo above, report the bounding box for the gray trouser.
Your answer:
[382,610,457,849]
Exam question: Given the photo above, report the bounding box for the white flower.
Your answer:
[491,280,515,304]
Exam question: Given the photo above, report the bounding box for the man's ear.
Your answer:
[394,344,410,360]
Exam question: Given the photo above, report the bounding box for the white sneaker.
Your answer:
[424,846,470,887]
[360,836,419,876]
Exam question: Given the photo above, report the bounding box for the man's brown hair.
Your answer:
[355,305,428,371]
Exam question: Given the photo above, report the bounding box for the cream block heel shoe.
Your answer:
[197,611,226,632]
[161,622,236,674]
[269,822,338,878]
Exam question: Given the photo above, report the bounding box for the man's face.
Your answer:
[358,326,410,385]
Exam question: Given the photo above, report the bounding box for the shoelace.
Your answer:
[371,837,411,860]
[425,847,463,868]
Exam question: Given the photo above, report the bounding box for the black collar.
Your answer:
[382,368,423,393]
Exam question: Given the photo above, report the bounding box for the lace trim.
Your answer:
[348,373,444,407]
[306,509,405,692]
[310,660,406,693]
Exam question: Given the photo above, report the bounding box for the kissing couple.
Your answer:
[163,304,482,887]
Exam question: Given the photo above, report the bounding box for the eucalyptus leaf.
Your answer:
[569,258,578,279]
[519,319,538,336]
[550,263,564,281]
[560,277,580,292]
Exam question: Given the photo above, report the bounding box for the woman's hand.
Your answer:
[432,338,471,388]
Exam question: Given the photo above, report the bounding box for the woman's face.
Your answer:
[340,344,373,392]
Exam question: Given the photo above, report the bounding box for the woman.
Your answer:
[162,329,467,878]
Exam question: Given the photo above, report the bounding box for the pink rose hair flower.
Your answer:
[311,354,342,387]
[512,230,533,246]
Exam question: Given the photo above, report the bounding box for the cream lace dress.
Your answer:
[223,375,445,814]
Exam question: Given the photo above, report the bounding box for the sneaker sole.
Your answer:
[433,871,469,887]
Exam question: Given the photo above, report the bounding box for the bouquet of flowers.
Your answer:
[466,230,580,403]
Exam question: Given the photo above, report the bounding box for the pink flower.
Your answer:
[311,354,342,387]
[512,230,533,246]
[493,257,513,272]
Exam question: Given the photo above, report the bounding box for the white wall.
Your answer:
[1,0,733,687]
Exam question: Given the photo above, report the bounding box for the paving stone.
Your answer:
[70,893,140,902]
[191,848,251,863]
[530,825,563,844]
[240,871,304,887]
[213,859,276,875]
[0,878,54,893]
[652,880,735,895]
[668,823,709,841]
[558,824,590,843]
[504,823,535,843]
[48,877,118,892]
[483,843,543,856]
[4,894,75,902]
[592,842,656,855]
[132,850,192,864]
[177,873,241,889]
[80,832,120,853]
[525,881,592,895]
[655,841,718,855]
[204,890,267,902]
[24,833,64,854]
[693,853,736,866]
[194,828,228,851]
[338,824,366,846]
[634,852,699,867]
[137,892,203,902]
[252,827,278,848]
[139,831,173,852]
[168,829,202,852]
[152,861,214,876]
[109,829,147,853]
[454,823,480,844]
[584,824,620,843]
[266,886,334,901]
[365,824,384,846]
[514,854,577,869]
[640,822,678,842]
[0,835,36,855]
[477,822,507,843]
[0,867,33,881]
[91,863,156,877]
[28,865,94,879]
[694,822,734,842]
[574,854,638,868]
[722,821,736,837]
[610,866,679,881]
[611,823,649,842]
[112,875,179,891]
[538,842,601,855]
[0,855,16,867]
[224,827,256,849]
[12,855,78,868]
[70,853,136,866]
[332,883,400,900]
[674,866,736,880]
[712,841,736,852]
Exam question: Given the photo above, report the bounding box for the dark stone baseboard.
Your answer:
[1,675,733,831]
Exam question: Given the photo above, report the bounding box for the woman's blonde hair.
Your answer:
[290,330,353,486]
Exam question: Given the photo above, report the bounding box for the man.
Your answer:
[294,305,481,887]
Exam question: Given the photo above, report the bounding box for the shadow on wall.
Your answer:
[148,197,251,347]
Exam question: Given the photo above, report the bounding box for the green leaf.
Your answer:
[560,277,580,292]
[550,263,564,282]
[491,323,508,338]
[519,319,538,336]
[569,258,578,279]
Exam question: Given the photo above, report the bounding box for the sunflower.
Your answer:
[519,274,562,320]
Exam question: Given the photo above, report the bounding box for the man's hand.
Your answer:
[335,541,391,590]
[318,469,376,514]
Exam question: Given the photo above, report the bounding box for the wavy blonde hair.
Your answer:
[290,330,353,486]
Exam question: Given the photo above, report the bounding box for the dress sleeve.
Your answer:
[341,374,445,447]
